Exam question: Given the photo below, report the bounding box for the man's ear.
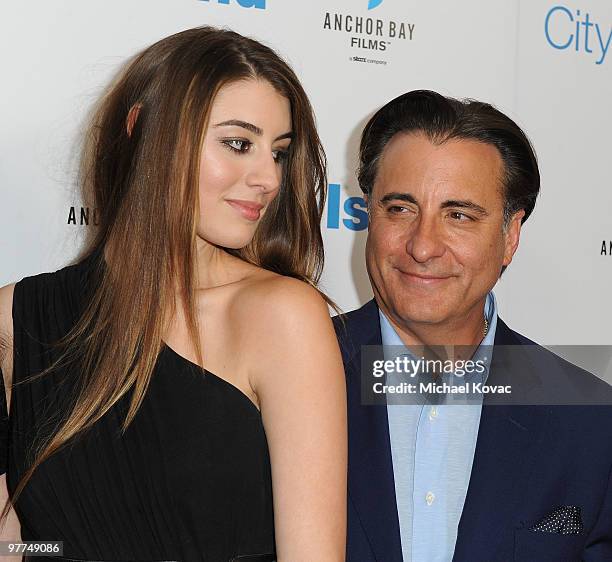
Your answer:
[126,103,142,138]
[502,208,526,266]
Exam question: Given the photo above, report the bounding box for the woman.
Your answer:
[0,26,347,561]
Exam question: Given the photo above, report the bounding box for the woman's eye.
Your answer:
[223,139,251,153]
[272,149,289,164]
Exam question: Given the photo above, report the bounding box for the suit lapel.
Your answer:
[452,319,552,560]
[338,300,403,562]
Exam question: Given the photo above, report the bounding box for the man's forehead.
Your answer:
[374,132,505,202]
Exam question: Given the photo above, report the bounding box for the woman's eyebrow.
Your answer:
[214,119,263,135]
[213,119,293,141]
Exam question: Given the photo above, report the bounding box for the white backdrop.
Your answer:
[1,1,611,354]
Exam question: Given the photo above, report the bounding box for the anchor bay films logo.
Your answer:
[323,0,416,66]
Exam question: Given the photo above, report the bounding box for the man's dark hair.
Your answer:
[358,89,540,226]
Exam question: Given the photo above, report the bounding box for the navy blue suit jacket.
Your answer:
[333,299,612,562]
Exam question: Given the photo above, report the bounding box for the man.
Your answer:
[334,90,612,562]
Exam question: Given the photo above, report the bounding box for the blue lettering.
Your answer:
[544,5,611,64]
[583,12,594,53]
[327,183,341,229]
[575,9,581,51]
[237,0,265,7]
[545,5,574,50]
[325,184,369,230]
[200,0,265,9]
[595,23,612,64]
[343,197,368,231]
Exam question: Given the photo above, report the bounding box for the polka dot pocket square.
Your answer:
[528,505,584,535]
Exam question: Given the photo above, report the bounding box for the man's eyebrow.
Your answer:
[379,192,418,205]
[441,199,488,215]
[213,119,293,142]
[379,193,489,216]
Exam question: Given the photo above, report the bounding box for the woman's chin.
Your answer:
[196,231,256,251]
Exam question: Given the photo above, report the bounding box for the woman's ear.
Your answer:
[126,103,142,137]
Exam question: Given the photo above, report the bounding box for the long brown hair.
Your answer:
[2,26,329,520]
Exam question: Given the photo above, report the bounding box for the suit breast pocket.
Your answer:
[514,528,585,562]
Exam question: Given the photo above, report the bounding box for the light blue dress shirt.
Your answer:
[380,292,498,562]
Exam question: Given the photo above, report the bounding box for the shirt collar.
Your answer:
[379,291,499,383]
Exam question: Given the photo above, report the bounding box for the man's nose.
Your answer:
[245,151,280,194]
[405,214,445,263]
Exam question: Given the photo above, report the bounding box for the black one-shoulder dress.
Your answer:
[0,252,276,562]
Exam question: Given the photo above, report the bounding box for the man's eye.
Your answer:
[222,139,251,153]
[449,211,472,221]
[387,205,409,213]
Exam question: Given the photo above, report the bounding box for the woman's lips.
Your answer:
[226,199,263,221]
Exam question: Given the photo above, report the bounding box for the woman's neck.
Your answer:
[195,237,251,290]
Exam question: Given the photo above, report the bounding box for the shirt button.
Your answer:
[429,406,438,420]
[425,491,435,506]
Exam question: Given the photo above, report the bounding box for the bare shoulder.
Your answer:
[230,270,331,332]
[229,270,342,382]
[0,283,16,388]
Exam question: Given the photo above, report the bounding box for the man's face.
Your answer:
[365,132,524,334]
